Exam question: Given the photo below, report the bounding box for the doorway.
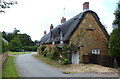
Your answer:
[71,51,79,64]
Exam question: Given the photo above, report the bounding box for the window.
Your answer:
[92,49,100,54]
[89,24,92,27]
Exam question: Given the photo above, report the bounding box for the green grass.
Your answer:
[2,56,19,77]
[34,54,70,69]
[8,52,31,55]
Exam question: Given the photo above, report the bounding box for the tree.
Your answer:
[0,0,17,13]
[109,1,120,58]
[33,40,39,46]
[17,33,34,46]
[9,38,22,52]
[4,33,16,43]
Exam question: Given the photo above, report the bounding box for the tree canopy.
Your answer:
[9,38,22,52]
[2,28,38,52]
[0,0,17,13]
[109,1,120,58]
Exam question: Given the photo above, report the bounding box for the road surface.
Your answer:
[15,52,119,77]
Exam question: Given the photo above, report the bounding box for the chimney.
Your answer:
[50,24,54,31]
[44,30,47,35]
[83,2,89,11]
[61,17,66,23]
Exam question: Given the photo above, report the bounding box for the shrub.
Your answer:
[43,50,48,57]
[59,45,71,65]
[9,38,22,52]
[2,39,9,53]
[39,45,46,54]
[22,46,37,51]
[48,47,60,60]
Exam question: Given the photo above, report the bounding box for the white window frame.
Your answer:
[60,31,63,44]
[92,49,100,54]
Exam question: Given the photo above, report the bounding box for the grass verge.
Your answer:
[34,54,70,69]
[8,52,31,55]
[2,56,19,77]
[34,54,118,74]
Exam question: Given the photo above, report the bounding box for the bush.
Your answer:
[2,40,9,53]
[47,47,60,60]
[43,50,48,57]
[39,45,46,54]
[9,38,22,52]
[59,45,71,65]
[38,45,72,65]
[22,46,37,51]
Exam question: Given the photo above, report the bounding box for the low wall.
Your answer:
[0,54,2,67]
[1,53,8,67]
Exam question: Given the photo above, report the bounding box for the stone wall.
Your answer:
[70,12,109,62]
[46,43,56,51]
[0,53,8,67]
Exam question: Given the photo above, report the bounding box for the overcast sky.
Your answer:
[0,0,118,41]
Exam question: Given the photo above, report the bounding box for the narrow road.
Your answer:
[15,52,68,77]
[15,52,119,77]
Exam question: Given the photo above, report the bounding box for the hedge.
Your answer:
[2,39,9,53]
[22,46,37,51]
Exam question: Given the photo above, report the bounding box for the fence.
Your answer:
[88,54,120,68]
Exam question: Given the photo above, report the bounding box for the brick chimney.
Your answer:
[44,30,47,35]
[50,24,54,31]
[61,17,66,23]
[83,2,89,11]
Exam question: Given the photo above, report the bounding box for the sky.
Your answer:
[0,0,118,41]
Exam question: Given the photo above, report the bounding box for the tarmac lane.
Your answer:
[15,52,119,78]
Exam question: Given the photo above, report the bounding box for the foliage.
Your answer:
[33,40,39,46]
[17,33,34,46]
[2,30,37,52]
[0,0,17,13]
[1,31,9,53]
[2,56,19,77]
[109,28,120,58]
[47,47,60,60]
[2,39,9,53]
[0,32,2,54]
[43,50,48,57]
[113,1,120,26]
[22,46,37,51]
[109,1,120,58]
[9,38,22,52]
[59,45,71,65]
[2,32,16,43]
[39,45,46,54]
[38,44,73,65]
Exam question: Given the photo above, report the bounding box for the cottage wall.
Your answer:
[70,12,109,62]
[46,43,56,51]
